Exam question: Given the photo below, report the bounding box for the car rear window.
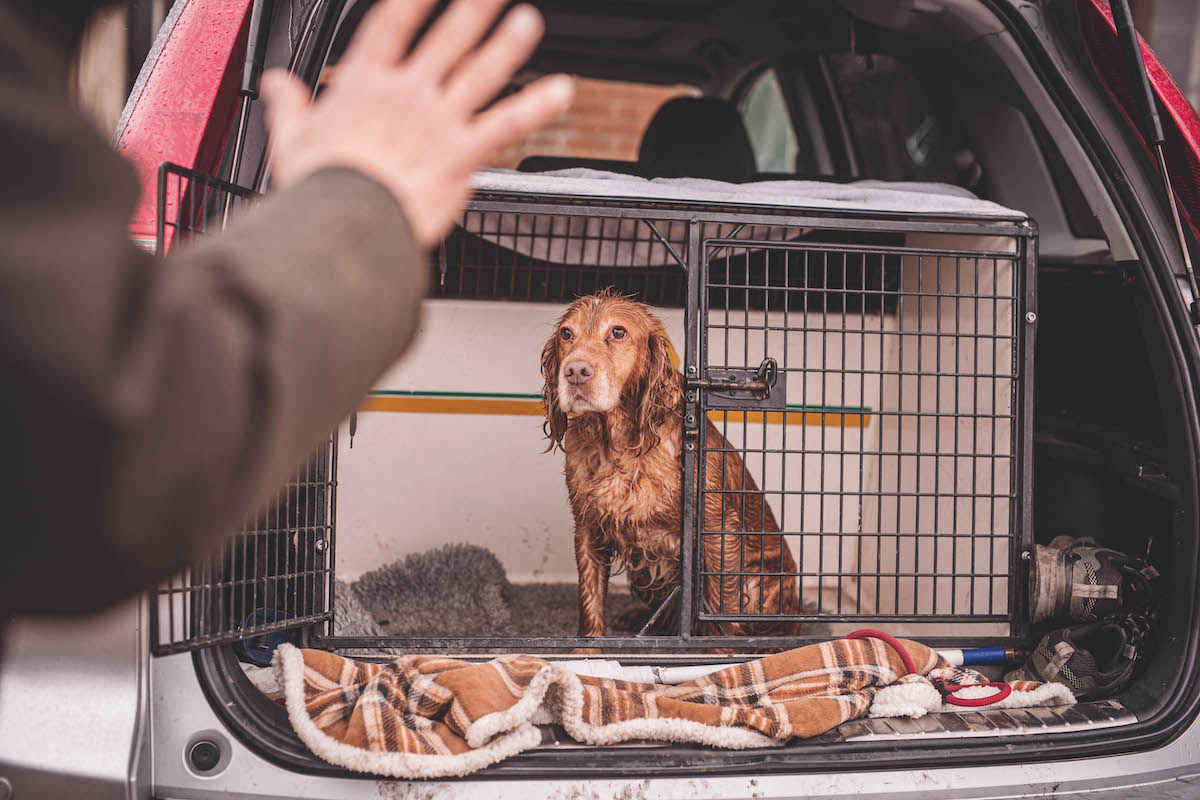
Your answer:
[488,77,699,169]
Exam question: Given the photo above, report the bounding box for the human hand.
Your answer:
[261,0,573,249]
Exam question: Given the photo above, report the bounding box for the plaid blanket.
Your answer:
[273,639,1073,779]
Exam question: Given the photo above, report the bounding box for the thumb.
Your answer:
[260,69,312,132]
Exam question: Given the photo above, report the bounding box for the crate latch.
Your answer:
[689,358,785,411]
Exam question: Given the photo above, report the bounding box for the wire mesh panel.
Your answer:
[433,198,824,306]
[321,192,1034,654]
[156,162,258,255]
[434,207,686,305]
[697,223,1033,634]
[150,443,338,655]
[150,163,337,656]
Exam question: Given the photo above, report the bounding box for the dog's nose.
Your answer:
[563,360,594,385]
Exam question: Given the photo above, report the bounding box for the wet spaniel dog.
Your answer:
[541,290,800,641]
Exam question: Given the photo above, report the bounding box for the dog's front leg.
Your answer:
[574,525,612,647]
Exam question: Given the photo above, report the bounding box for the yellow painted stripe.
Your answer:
[361,396,545,416]
[359,395,866,427]
[712,409,867,429]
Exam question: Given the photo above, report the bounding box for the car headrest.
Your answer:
[637,97,757,183]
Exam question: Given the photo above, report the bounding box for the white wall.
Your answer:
[335,300,687,585]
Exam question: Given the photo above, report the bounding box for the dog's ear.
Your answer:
[541,332,568,452]
[632,325,684,455]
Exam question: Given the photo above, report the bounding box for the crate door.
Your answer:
[149,164,337,656]
[696,226,1029,634]
[149,443,338,656]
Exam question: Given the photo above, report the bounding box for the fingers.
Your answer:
[260,69,312,132]
[444,4,544,112]
[408,0,509,80]
[467,73,574,160]
[340,0,438,71]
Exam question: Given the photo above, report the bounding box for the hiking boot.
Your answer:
[1028,536,1157,624]
[1005,619,1144,700]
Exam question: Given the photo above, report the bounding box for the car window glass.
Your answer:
[318,65,699,170]
[486,78,699,169]
[738,69,800,173]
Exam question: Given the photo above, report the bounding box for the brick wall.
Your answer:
[489,78,698,168]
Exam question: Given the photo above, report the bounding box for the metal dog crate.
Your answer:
[151,163,1036,655]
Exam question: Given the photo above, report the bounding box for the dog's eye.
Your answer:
[610,326,627,341]
[560,328,573,342]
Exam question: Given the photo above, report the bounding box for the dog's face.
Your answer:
[541,291,681,452]
[548,293,654,414]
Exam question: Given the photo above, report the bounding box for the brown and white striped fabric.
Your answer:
[272,639,1064,779]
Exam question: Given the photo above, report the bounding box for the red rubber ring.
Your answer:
[846,630,1013,708]
[941,682,1013,707]
[845,628,918,675]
